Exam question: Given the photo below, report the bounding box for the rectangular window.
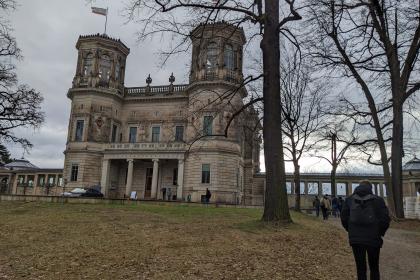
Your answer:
[70,165,78,182]
[152,126,160,142]
[75,120,84,141]
[201,164,210,184]
[129,127,137,143]
[38,175,45,186]
[48,175,55,186]
[111,124,117,143]
[58,176,63,187]
[203,116,213,136]
[173,168,178,185]
[175,126,184,141]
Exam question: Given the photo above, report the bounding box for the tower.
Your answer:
[64,34,130,191]
[189,22,245,84]
[183,22,249,203]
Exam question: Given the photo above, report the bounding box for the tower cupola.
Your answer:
[189,22,245,84]
[72,34,130,94]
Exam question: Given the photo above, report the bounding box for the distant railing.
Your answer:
[125,84,188,95]
[106,142,187,151]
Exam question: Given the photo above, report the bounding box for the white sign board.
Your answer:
[130,191,137,200]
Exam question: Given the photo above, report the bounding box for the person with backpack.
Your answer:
[320,195,331,220]
[341,181,390,280]
[312,196,321,217]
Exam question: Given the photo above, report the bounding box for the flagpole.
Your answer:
[104,7,108,34]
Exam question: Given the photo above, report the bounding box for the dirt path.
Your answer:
[329,219,420,280]
[380,227,420,280]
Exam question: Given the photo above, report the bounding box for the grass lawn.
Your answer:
[0,202,355,279]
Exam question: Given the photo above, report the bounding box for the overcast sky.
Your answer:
[4,0,392,173]
[7,0,191,168]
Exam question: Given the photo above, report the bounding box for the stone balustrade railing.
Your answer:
[106,142,187,151]
[125,84,188,95]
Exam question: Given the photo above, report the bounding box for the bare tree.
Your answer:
[124,0,302,222]
[313,120,359,196]
[304,0,420,218]
[280,51,327,211]
[0,0,44,148]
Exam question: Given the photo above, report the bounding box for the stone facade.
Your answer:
[63,23,261,204]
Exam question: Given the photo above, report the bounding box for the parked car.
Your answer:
[80,188,104,198]
[61,188,86,197]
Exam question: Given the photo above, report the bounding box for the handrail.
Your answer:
[125,84,189,95]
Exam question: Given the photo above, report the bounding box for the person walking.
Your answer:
[332,195,339,218]
[313,196,321,217]
[341,181,390,280]
[320,195,331,220]
[337,196,344,218]
[205,188,212,204]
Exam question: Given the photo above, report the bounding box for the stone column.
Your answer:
[12,174,18,195]
[176,159,185,201]
[318,181,322,196]
[33,174,39,195]
[125,159,134,198]
[151,159,159,199]
[304,181,309,195]
[100,159,111,197]
[346,182,352,196]
[24,175,28,195]
[54,174,59,195]
[379,183,384,197]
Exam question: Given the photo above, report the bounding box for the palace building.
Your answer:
[63,22,261,203]
[1,22,419,211]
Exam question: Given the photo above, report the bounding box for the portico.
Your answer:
[100,145,186,200]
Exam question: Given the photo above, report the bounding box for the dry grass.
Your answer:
[0,202,355,279]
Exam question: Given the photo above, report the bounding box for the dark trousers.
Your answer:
[315,207,320,217]
[351,245,381,280]
[321,207,328,220]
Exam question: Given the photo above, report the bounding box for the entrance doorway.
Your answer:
[144,167,153,198]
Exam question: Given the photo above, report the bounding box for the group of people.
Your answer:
[311,181,390,280]
[312,194,344,220]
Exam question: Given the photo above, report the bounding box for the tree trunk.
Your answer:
[261,0,291,222]
[294,163,301,211]
[391,103,405,218]
[331,165,337,197]
[331,133,337,196]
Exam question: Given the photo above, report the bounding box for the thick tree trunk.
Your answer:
[331,165,337,197]
[294,163,301,211]
[391,104,405,218]
[261,0,291,222]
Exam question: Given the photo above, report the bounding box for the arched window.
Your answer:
[99,54,111,82]
[83,53,93,76]
[115,60,121,81]
[224,44,235,70]
[206,42,218,71]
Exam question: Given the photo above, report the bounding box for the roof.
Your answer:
[3,159,39,170]
[76,33,130,55]
[403,157,420,171]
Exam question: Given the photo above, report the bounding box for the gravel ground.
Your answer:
[329,218,420,280]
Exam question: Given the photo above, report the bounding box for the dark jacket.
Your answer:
[341,184,390,248]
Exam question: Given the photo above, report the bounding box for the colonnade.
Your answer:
[287,180,386,197]
[100,157,185,200]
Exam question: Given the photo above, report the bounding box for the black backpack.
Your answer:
[349,194,377,225]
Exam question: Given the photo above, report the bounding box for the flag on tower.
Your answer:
[91,7,108,16]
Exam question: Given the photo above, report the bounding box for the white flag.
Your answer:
[91,7,107,16]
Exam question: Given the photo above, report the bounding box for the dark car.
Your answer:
[80,188,104,198]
